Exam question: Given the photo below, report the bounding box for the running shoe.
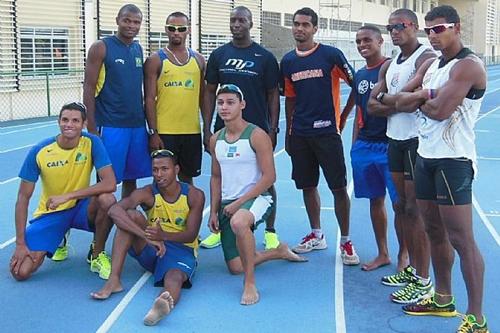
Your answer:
[86,241,95,264]
[264,231,280,250]
[402,295,457,317]
[381,265,416,286]
[52,232,69,261]
[90,251,111,280]
[340,240,360,265]
[292,232,327,254]
[391,280,434,304]
[200,233,221,249]
[457,314,489,333]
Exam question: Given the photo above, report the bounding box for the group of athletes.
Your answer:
[8,3,489,332]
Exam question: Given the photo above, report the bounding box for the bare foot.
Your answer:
[277,243,308,262]
[90,279,124,300]
[143,291,174,326]
[241,283,259,305]
[361,255,391,271]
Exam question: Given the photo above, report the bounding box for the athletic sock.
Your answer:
[312,229,323,238]
[416,275,430,285]
[340,235,350,245]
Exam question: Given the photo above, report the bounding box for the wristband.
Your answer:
[427,89,436,100]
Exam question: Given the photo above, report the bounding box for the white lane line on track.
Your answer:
[477,105,500,122]
[472,195,500,247]
[0,119,56,130]
[335,181,354,333]
[0,123,57,135]
[0,237,16,249]
[97,204,211,333]
[96,271,153,333]
[0,177,19,185]
[0,144,35,154]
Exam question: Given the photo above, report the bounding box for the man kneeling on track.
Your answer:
[10,102,116,281]
[91,149,205,327]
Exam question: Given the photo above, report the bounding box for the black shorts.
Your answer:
[415,155,474,205]
[159,134,202,177]
[289,134,347,190]
[388,137,418,180]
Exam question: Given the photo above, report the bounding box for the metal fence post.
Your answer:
[45,72,51,116]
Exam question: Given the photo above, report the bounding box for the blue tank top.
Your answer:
[95,36,145,128]
[353,59,389,142]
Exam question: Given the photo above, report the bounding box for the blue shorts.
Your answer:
[25,198,93,257]
[128,241,197,288]
[98,126,152,182]
[350,139,398,203]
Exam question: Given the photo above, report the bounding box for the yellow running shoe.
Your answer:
[90,251,111,280]
[264,231,280,250]
[52,231,69,261]
[200,233,221,249]
[457,314,489,333]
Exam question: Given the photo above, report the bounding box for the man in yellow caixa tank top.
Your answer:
[145,11,206,185]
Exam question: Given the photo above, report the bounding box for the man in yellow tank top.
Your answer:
[90,150,205,327]
[145,11,206,185]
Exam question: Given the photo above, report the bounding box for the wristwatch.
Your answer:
[147,128,158,135]
[376,92,385,103]
[269,127,280,133]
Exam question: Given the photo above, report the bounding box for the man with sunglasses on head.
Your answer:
[145,12,206,185]
[82,4,152,271]
[367,8,436,305]
[281,7,359,265]
[201,5,281,251]
[208,84,307,306]
[91,149,205,327]
[394,5,488,332]
[10,102,116,282]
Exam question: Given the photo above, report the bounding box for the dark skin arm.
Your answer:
[194,52,207,140]
[266,87,280,149]
[145,186,205,244]
[284,96,296,155]
[144,52,164,151]
[367,60,396,117]
[108,186,165,256]
[208,132,222,233]
[11,181,37,273]
[83,41,106,135]
[397,56,486,120]
[340,89,355,133]
[202,83,218,154]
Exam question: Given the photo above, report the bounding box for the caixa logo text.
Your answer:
[225,58,255,70]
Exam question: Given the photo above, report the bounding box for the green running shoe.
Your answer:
[457,314,489,333]
[402,295,457,317]
[200,233,221,249]
[391,280,434,304]
[264,231,280,250]
[52,231,69,261]
[381,265,416,286]
[90,251,111,280]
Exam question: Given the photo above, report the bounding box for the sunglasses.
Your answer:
[424,23,455,35]
[151,149,175,158]
[166,25,188,33]
[217,84,245,100]
[386,22,412,33]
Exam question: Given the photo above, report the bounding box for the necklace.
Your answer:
[165,46,190,66]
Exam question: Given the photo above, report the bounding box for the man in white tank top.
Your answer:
[208,84,307,306]
[395,5,489,332]
[367,8,436,305]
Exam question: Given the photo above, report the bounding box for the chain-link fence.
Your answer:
[0,69,84,122]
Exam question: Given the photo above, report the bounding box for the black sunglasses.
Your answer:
[151,149,175,158]
[166,25,188,33]
[386,22,411,33]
